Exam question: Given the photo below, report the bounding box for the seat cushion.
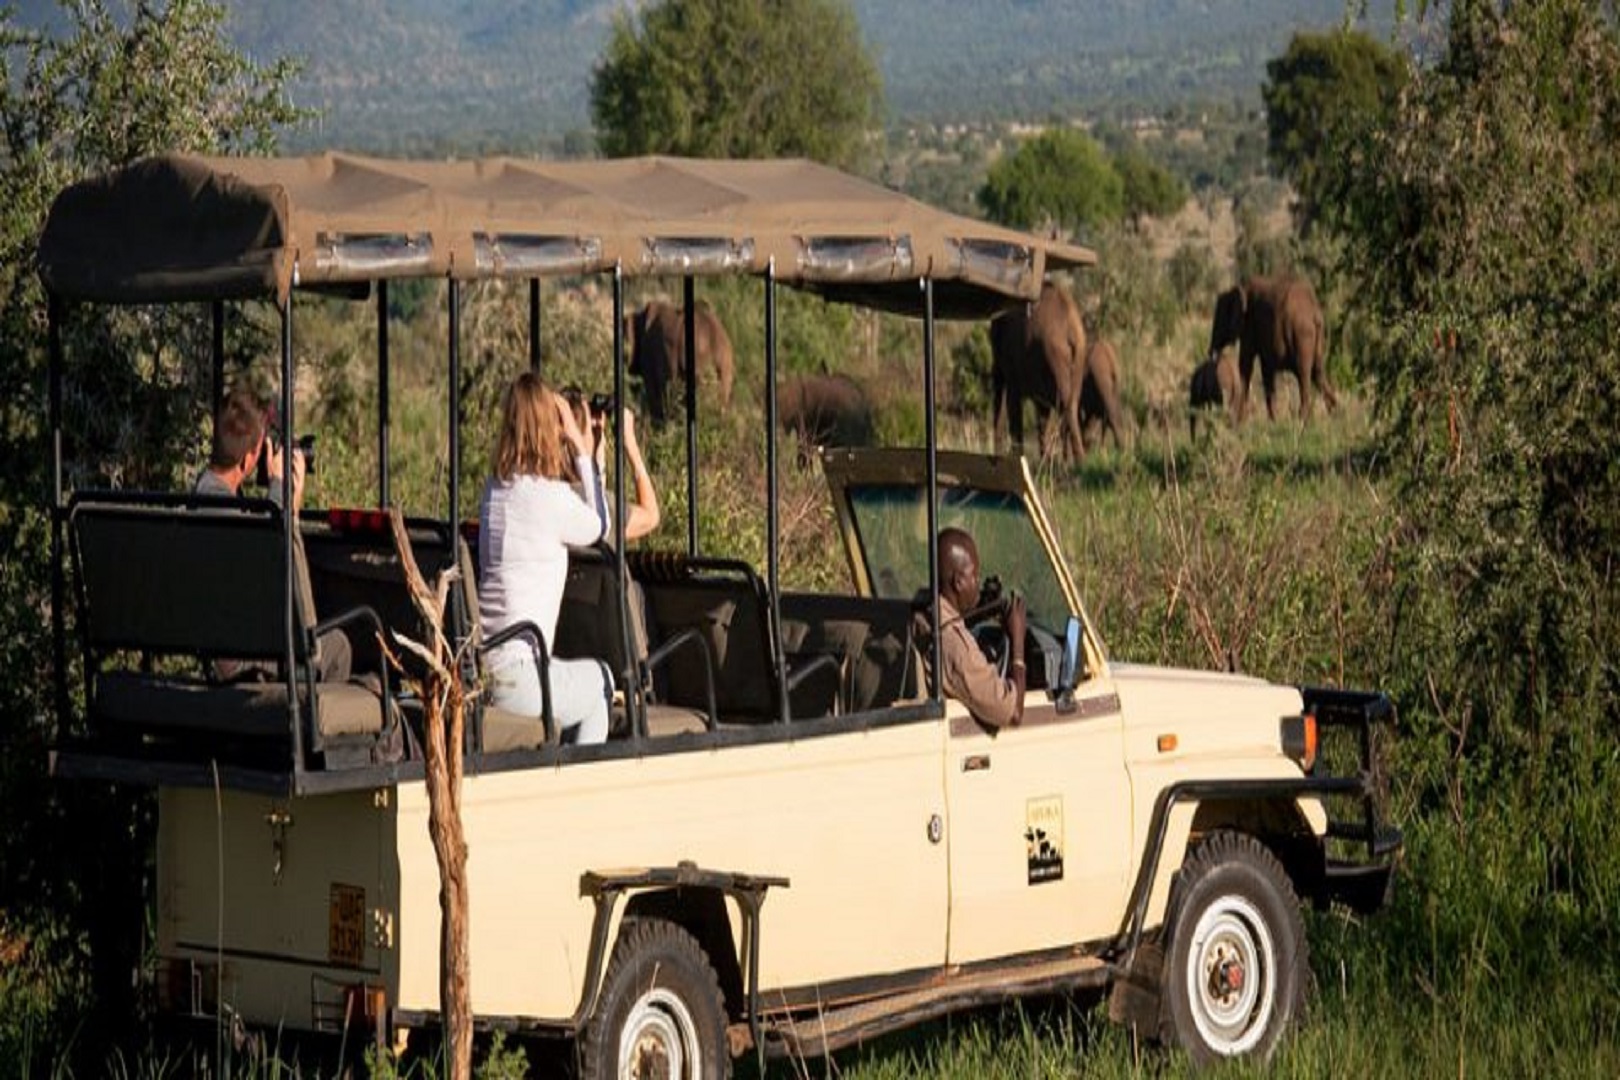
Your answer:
[480,705,549,752]
[94,671,390,739]
[645,704,709,737]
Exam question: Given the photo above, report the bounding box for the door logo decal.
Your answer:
[1025,796,1064,885]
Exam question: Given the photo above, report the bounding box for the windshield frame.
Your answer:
[821,447,1107,676]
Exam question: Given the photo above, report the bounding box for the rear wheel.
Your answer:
[1159,831,1306,1064]
[581,917,730,1080]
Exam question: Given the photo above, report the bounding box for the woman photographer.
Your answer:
[478,374,613,744]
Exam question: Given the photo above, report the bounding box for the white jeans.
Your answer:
[489,652,611,746]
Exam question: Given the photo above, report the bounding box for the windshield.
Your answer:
[847,483,1072,635]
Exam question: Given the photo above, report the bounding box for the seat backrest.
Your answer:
[301,518,455,678]
[71,497,313,666]
[455,534,481,650]
[781,592,919,712]
[555,545,638,682]
[632,553,779,724]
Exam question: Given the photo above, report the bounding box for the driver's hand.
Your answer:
[1004,594,1027,648]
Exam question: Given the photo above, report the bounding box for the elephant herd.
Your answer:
[622,300,872,457]
[622,273,1336,464]
[990,273,1338,460]
[987,282,1126,461]
[1194,273,1338,432]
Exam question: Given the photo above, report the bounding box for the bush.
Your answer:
[1332,0,1620,781]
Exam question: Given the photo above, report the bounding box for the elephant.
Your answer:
[1080,337,1128,452]
[625,300,736,424]
[777,373,873,464]
[1188,349,1241,438]
[988,281,1086,461]
[1206,275,1338,422]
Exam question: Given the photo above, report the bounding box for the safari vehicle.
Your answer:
[40,153,1400,1074]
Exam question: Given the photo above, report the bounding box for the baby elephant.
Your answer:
[1080,338,1128,452]
[1189,351,1240,438]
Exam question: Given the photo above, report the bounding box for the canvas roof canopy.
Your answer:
[37,152,1095,318]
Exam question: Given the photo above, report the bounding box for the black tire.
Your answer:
[1158,831,1307,1065]
[580,917,731,1080]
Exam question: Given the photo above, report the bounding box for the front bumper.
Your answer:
[1303,685,1402,912]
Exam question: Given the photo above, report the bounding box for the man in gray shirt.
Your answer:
[196,387,349,683]
[196,386,305,509]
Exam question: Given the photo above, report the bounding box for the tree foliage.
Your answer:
[589,0,882,168]
[1114,142,1187,224]
[1262,28,1407,225]
[0,0,303,1063]
[977,127,1124,237]
[1332,0,1620,770]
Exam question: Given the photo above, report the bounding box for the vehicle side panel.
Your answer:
[1111,666,1317,926]
[158,786,399,1030]
[942,684,1129,962]
[391,722,948,1019]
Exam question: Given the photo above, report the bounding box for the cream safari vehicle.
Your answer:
[40,154,1399,1075]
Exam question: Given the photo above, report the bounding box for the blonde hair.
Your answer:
[493,373,568,481]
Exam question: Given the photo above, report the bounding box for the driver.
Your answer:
[913,526,1027,729]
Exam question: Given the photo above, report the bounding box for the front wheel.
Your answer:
[581,917,730,1080]
[1159,831,1307,1064]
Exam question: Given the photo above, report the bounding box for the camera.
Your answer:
[295,433,317,475]
[565,387,613,416]
[255,431,317,488]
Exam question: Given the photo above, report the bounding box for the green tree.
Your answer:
[1114,142,1187,224]
[1334,0,1620,776]
[977,127,1124,236]
[590,0,882,168]
[0,0,303,1064]
[1262,28,1408,225]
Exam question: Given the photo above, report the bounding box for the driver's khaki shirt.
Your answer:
[914,595,1021,729]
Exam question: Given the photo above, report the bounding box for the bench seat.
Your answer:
[96,671,391,740]
[67,493,406,778]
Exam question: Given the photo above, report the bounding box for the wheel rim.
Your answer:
[1184,894,1276,1056]
[618,986,702,1080]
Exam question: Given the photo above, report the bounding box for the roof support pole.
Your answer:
[924,279,941,706]
[210,300,225,407]
[377,280,391,508]
[48,292,66,726]
[280,299,305,771]
[765,263,788,724]
[529,278,541,374]
[683,276,699,557]
[448,279,461,526]
[611,266,641,736]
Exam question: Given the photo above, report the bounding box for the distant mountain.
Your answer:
[9,0,1377,152]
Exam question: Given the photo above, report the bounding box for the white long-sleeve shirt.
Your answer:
[478,456,608,671]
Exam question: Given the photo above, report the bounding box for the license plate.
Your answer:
[328,883,366,968]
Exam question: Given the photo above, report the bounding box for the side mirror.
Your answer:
[1059,616,1083,689]
[1054,616,1084,710]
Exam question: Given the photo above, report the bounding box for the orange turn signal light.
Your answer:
[1281,713,1318,772]
[1157,734,1178,753]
